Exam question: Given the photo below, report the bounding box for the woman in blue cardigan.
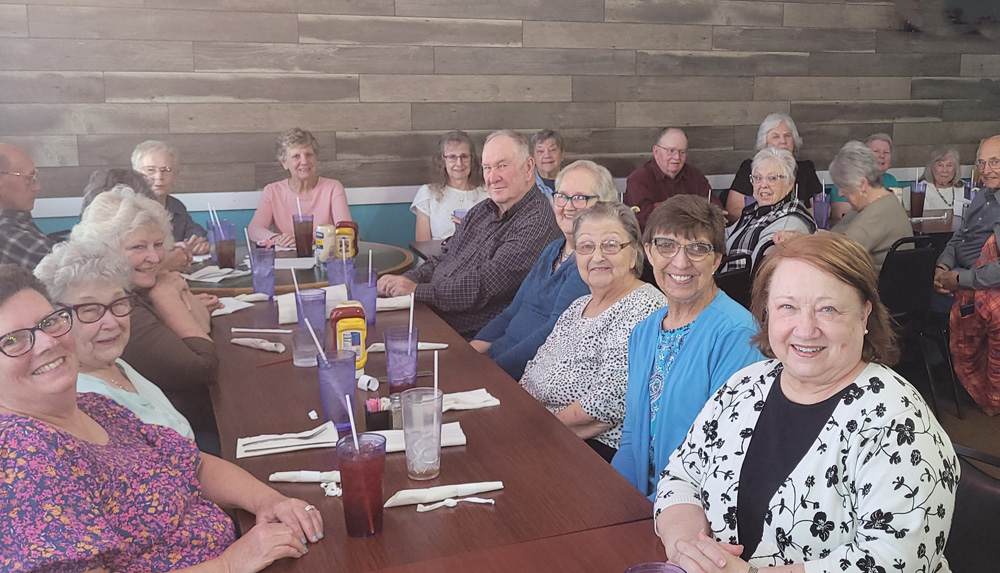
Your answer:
[612,195,763,498]
[471,160,620,380]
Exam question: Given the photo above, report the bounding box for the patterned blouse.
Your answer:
[521,283,667,449]
[0,393,235,572]
[655,360,958,572]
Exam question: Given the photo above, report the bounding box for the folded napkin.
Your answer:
[417,497,496,513]
[231,338,286,353]
[275,285,349,325]
[236,421,339,459]
[275,257,316,270]
[183,266,251,283]
[366,342,449,353]
[376,295,412,312]
[443,389,500,412]
[269,470,340,483]
[371,421,466,454]
[211,297,255,317]
[275,245,296,252]
[192,254,211,264]
[910,213,948,222]
[235,293,270,303]
[385,481,503,508]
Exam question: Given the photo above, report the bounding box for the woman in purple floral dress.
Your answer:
[0,264,324,572]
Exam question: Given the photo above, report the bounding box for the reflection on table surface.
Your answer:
[188,241,414,296]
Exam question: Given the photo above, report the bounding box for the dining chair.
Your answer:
[714,253,752,310]
[944,444,1000,573]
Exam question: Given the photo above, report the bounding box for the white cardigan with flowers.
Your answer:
[654,360,958,573]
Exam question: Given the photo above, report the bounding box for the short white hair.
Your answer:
[71,185,173,250]
[555,160,619,203]
[830,141,883,191]
[34,240,133,303]
[755,113,804,151]
[751,147,798,181]
[131,140,180,171]
[484,130,531,164]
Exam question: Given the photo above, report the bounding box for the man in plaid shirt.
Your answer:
[379,130,562,339]
[0,144,54,271]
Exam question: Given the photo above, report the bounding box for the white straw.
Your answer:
[207,202,222,229]
[291,266,300,293]
[434,350,439,392]
[243,228,253,270]
[368,250,373,286]
[407,293,415,355]
[346,394,360,450]
[303,318,327,365]
[296,197,303,218]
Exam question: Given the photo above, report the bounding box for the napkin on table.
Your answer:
[366,342,449,353]
[231,338,286,353]
[371,421,466,454]
[376,295,412,312]
[236,421,339,459]
[443,389,500,412]
[182,266,251,283]
[235,292,270,303]
[384,481,504,508]
[211,297,256,317]
[275,285,348,325]
[269,470,340,483]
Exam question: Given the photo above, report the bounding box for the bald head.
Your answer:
[978,135,1000,190]
[0,144,40,212]
[653,128,689,179]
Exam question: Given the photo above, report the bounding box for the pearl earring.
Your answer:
[864,328,869,335]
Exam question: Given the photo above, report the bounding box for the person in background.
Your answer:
[248,127,352,247]
[613,196,763,499]
[531,129,565,200]
[920,145,964,211]
[655,233,957,573]
[0,143,54,271]
[471,160,618,379]
[131,141,209,256]
[830,133,899,224]
[378,130,562,339]
[411,130,487,241]
[724,113,823,224]
[624,128,721,230]
[520,202,667,462]
[0,264,323,571]
[82,168,156,213]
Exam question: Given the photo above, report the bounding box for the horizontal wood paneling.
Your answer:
[733,122,895,150]
[394,0,604,22]
[360,75,571,103]
[523,22,711,51]
[894,143,980,167]
[435,47,636,76]
[892,121,1000,146]
[753,77,911,101]
[606,0,782,26]
[77,132,337,165]
[168,103,411,133]
[0,72,105,103]
[256,158,432,188]
[194,43,434,74]
[638,51,809,76]
[712,27,875,53]
[809,53,960,76]
[145,0,394,15]
[300,15,521,47]
[573,76,753,102]
[783,2,901,29]
[0,136,79,167]
[617,101,788,128]
[876,30,1000,54]
[910,77,1000,100]
[411,103,616,130]
[790,100,944,124]
[0,38,193,72]
[0,4,27,37]
[961,55,1000,77]
[104,72,359,103]
[0,104,168,135]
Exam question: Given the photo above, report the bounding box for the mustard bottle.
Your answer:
[334,221,359,259]
[330,301,367,378]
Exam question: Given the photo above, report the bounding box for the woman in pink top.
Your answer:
[248,128,352,247]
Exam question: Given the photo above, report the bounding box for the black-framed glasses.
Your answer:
[0,170,38,184]
[575,240,630,256]
[0,308,73,358]
[553,193,600,208]
[976,158,1000,170]
[63,294,137,324]
[650,238,714,261]
[750,174,787,186]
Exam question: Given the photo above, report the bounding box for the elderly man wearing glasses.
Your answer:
[0,143,54,271]
[624,128,722,230]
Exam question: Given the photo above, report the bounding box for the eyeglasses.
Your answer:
[976,158,1000,170]
[141,166,172,175]
[0,170,38,184]
[553,193,599,208]
[0,308,73,358]
[575,240,630,256]
[62,295,137,324]
[655,145,687,157]
[750,174,787,185]
[650,238,715,261]
[443,154,470,164]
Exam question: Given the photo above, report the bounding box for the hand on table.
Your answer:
[217,522,312,572]
[674,530,747,573]
[469,339,492,354]
[185,235,210,256]
[378,274,417,297]
[254,494,325,545]
[273,233,296,248]
[196,293,224,313]
[163,243,194,272]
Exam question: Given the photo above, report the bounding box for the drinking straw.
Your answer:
[296,197,303,218]
[303,318,328,366]
[345,394,360,450]
[291,264,300,293]
[407,293,415,356]
[368,250,373,286]
[433,350,439,392]
[207,202,222,230]
[243,228,253,270]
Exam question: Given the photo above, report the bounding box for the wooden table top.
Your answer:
[189,241,414,297]
[911,209,962,237]
[209,302,653,572]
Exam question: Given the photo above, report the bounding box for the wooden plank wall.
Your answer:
[2,0,999,199]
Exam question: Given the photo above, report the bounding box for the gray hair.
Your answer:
[921,145,962,187]
[71,185,173,250]
[485,130,531,164]
[34,240,133,303]
[864,132,893,150]
[530,129,564,152]
[82,168,156,215]
[275,127,320,161]
[131,140,180,171]
[755,113,803,151]
[572,201,645,278]
[830,141,883,191]
[555,160,620,203]
[751,147,798,182]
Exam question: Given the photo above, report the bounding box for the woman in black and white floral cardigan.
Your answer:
[655,233,957,573]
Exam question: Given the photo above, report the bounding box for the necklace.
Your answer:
[552,248,572,272]
[932,184,954,207]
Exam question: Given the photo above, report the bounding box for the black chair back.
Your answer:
[878,236,937,318]
[715,253,752,310]
[944,444,1000,572]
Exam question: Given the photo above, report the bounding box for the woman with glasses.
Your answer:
[721,147,816,273]
[0,264,324,571]
[613,196,763,498]
[410,130,487,241]
[519,202,667,461]
[471,160,619,379]
[35,241,194,439]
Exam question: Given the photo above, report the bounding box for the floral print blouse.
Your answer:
[655,360,958,573]
[0,393,235,572]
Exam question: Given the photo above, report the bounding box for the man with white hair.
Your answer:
[379,130,561,338]
[0,143,54,270]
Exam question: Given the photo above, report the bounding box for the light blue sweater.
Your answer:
[612,291,763,499]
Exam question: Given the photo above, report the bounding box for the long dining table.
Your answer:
[209,300,663,571]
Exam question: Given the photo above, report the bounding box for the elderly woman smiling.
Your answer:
[411,130,488,241]
[722,147,816,273]
[613,196,763,498]
[0,264,323,571]
[471,160,619,379]
[920,145,964,211]
[34,241,194,440]
[655,234,957,573]
[520,202,667,461]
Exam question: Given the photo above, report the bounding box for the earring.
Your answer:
[864,328,869,335]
